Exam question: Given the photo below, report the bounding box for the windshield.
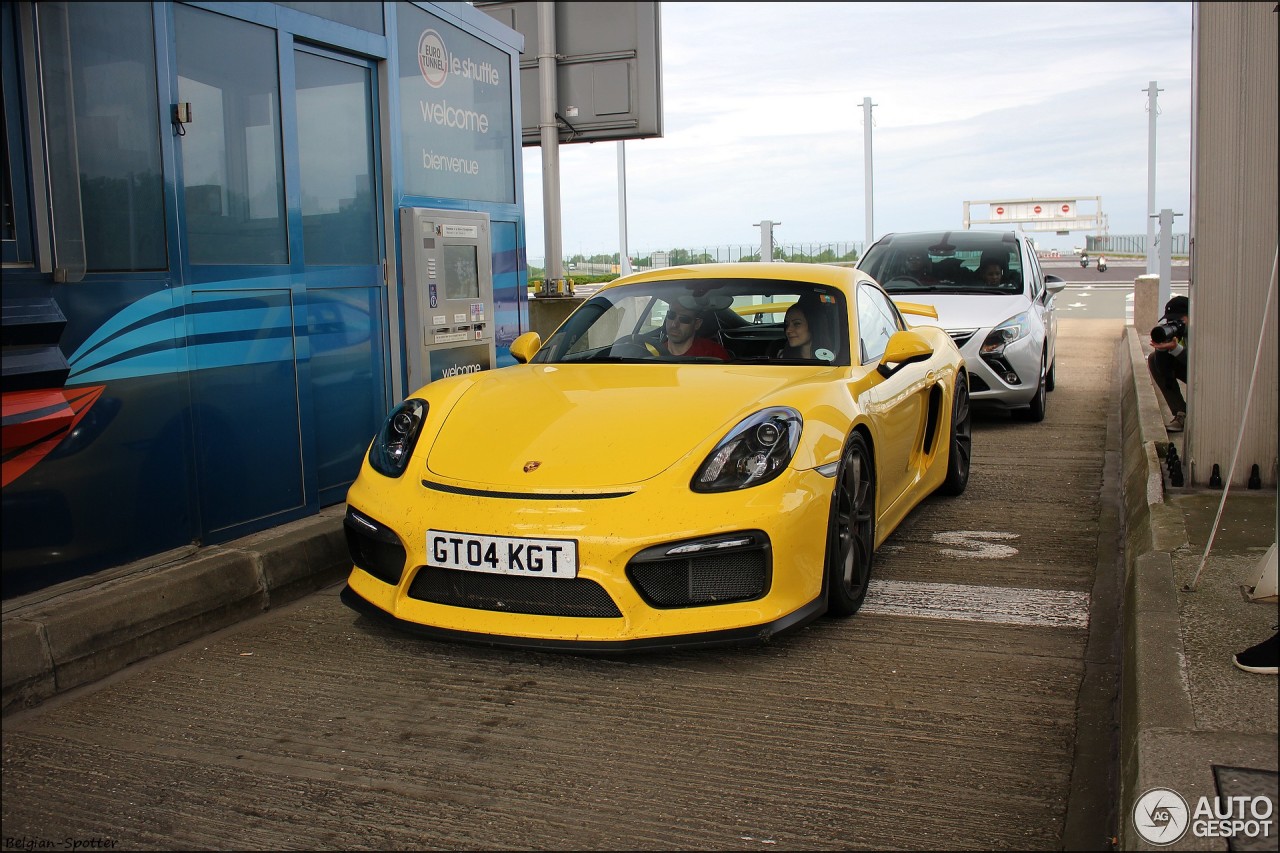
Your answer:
[531,277,851,366]
[860,232,1026,295]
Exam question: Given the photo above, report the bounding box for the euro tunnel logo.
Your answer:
[1134,788,1189,845]
[418,29,449,88]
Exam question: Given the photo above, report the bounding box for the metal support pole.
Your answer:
[754,220,777,262]
[538,2,566,295]
[617,141,631,276]
[1155,208,1179,311]
[1144,81,1162,274]
[863,97,875,247]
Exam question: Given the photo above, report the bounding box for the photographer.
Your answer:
[1147,295,1190,432]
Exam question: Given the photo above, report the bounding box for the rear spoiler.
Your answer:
[893,300,939,320]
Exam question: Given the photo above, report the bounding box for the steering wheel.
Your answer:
[631,333,661,356]
[609,334,660,358]
[886,275,922,288]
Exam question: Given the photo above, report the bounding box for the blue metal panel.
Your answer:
[188,288,306,536]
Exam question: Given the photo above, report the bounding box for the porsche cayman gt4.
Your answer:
[341,263,971,651]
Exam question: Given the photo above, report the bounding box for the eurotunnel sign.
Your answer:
[398,3,517,203]
[474,1,663,145]
[964,197,1103,234]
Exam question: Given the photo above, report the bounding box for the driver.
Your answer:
[657,306,731,359]
[902,250,939,284]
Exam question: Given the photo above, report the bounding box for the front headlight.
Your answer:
[368,399,427,477]
[980,312,1030,356]
[692,407,802,493]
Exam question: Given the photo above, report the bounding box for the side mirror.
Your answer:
[877,330,934,378]
[510,331,542,364]
[1045,274,1066,295]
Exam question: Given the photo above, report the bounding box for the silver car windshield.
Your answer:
[861,233,1026,295]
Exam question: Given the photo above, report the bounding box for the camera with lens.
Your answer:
[1150,319,1186,345]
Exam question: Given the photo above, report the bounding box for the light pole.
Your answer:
[618,141,631,276]
[1144,81,1163,274]
[863,97,875,247]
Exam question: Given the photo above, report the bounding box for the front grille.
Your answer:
[948,328,978,349]
[628,534,770,608]
[407,567,622,617]
[344,509,407,586]
[969,373,991,392]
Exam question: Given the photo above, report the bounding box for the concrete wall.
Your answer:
[1187,2,1279,488]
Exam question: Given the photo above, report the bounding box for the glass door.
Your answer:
[175,4,304,539]
[293,47,387,506]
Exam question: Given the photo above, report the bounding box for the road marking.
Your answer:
[932,530,1020,559]
[863,579,1090,628]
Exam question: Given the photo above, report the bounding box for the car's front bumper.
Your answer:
[341,465,836,650]
[949,328,1042,409]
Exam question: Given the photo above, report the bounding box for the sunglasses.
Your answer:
[664,312,696,325]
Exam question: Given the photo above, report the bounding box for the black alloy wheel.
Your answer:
[937,371,972,496]
[826,432,876,616]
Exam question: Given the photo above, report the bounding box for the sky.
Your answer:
[519,1,1194,265]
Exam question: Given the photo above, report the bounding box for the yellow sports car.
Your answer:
[341,263,970,650]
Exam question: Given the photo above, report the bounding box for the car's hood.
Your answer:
[424,363,815,488]
[902,292,1029,332]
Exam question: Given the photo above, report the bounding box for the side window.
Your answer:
[1025,246,1045,300]
[857,283,903,364]
[28,2,168,273]
[176,5,287,265]
[2,5,30,265]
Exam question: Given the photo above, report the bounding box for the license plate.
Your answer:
[426,530,578,578]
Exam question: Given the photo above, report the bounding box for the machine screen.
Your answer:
[443,244,480,300]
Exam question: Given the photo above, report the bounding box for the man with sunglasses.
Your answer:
[902,250,940,285]
[657,307,731,360]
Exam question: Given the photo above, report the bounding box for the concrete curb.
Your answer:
[1115,326,1229,851]
[2,505,350,715]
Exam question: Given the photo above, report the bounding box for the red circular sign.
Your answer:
[1061,204,1071,213]
[995,206,1004,215]
[1034,205,1043,214]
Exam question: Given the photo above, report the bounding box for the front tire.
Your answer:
[826,432,876,617]
[937,372,972,496]
[1014,355,1047,422]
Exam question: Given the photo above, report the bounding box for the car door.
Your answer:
[1024,242,1057,369]
[853,283,932,513]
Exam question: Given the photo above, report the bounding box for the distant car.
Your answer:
[857,230,1064,421]
[341,263,971,651]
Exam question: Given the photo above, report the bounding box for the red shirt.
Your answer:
[664,336,731,360]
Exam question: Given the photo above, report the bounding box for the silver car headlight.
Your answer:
[369,399,427,477]
[980,312,1030,356]
[692,407,802,493]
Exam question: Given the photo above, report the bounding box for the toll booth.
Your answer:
[1,2,529,596]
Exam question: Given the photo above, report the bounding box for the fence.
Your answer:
[532,234,1192,272]
[532,242,864,272]
[1086,233,1191,255]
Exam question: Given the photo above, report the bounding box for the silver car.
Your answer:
[857,230,1064,421]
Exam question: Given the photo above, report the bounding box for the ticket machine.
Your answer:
[400,207,496,390]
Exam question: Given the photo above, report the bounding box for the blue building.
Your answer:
[2,2,529,596]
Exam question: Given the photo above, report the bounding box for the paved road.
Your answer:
[2,320,1126,850]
